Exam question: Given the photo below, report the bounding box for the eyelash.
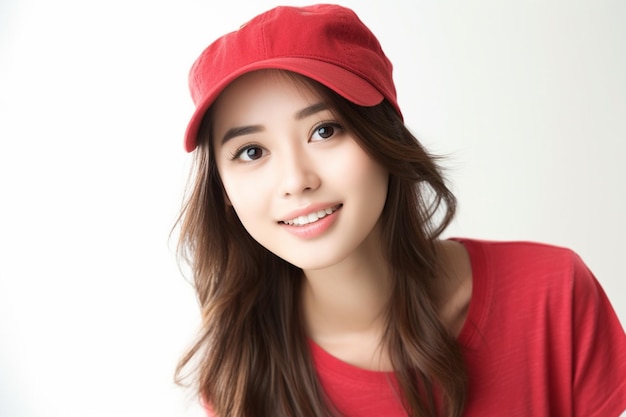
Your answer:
[228,121,345,162]
[229,145,263,161]
[310,121,344,141]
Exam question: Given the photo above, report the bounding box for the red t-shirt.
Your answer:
[204,239,626,416]
[312,239,626,416]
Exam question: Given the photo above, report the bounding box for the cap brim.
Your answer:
[184,57,384,152]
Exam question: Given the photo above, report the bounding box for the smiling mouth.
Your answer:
[280,204,342,226]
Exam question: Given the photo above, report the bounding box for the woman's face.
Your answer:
[212,70,389,271]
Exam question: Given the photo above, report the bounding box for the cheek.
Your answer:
[220,172,271,223]
[222,180,253,210]
[343,152,388,195]
[349,158,389,223]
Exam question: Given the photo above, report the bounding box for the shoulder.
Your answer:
[452,238,597,337]
[454,238,622,344]
[452,237,586,285]
[455,237,579,262]
[454,238,626,416]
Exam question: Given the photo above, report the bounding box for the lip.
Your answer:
[278,203,342,239]
[278,203,343,224]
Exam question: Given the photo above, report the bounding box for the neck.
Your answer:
[301,228,392,341]
[300,237,394,371]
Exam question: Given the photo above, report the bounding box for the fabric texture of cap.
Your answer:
[184,3,400,152]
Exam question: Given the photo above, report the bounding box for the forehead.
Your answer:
[211,70,324,120]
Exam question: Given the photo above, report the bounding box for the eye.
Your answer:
[311,123,342,142]
[232,145,265,162]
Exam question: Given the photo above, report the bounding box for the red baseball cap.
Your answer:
[183,4,401,152]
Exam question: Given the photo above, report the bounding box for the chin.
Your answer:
[278,248,353,273]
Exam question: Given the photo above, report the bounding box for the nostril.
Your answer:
[279,166,321,197]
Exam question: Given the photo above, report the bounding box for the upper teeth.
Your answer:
[283,207,337,226]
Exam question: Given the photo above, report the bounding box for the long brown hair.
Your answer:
[175,71,467,417]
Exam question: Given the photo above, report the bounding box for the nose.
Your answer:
[277,147,321,197]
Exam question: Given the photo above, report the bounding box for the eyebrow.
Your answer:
[220,102,329,145]
[221,125,264,145]
[295,102,328,120]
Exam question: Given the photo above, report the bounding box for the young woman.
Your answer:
[175,4,626,417]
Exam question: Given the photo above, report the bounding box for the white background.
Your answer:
[0,0,624,416]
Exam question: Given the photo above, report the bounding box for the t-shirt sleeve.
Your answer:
[570,254,626,417]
